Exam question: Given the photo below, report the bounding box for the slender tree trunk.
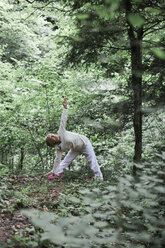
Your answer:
[18,148,25,170]
[28,128,44,167]
[130,34,143,175]
[125,0,143,176]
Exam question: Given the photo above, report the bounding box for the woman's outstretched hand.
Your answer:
[62,98,67,109]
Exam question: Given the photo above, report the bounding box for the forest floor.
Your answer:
[0,172,106,247]
[0,174,66,245]
[1,170,163,248]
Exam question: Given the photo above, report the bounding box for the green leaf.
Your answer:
[94,221,108,228]
[152,48,165,60]
[128,14,145,28]
[72,35,84,42]
[77,14,89,20]
[105,0,120,9]
[69,196,81,204]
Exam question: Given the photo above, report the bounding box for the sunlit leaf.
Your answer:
[77,14,89,20]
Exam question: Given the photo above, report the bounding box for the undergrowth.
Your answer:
[0,153,164,248]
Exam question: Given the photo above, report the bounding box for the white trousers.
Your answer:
[56,140,103,179]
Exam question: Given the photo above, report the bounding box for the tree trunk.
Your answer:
[125,0,143,176]
[131,34,143,176]
[18,148,25,170]
[28,128,44,167]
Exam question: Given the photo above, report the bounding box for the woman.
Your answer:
[45,99,103,181]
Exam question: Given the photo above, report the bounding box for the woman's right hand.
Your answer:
[45,171,54,177]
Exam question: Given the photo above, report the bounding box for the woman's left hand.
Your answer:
[62,98,67,108]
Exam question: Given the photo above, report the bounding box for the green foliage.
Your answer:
[0,0,55,63]
[0,0,164,174]
[152,48,165,60]
[0,1,164,247]
[127,14,145,28]
[22,155,165,248]
[1,231,45,248]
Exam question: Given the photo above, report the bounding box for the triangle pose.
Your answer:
[45,99,103,181]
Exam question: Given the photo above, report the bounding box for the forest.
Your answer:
[0,0,165,247]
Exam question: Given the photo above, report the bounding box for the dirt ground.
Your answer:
[0,213,31,242]
[0,175,63,244]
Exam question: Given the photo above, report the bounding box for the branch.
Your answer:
[143,19,165,35]
[143,40,165,49]
[144,25,165,37]
[125,0,135,41]
[143,45,164,49]
[25,0,35,3]
[143,39,163,45]
[33,1,68,12]
[104,45,130,51]
[25,0,68,20]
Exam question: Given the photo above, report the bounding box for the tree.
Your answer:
[1,0,165,175]
[53,0,165,175]
[0,0,55,64]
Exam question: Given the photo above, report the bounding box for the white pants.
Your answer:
[56,140,103,179]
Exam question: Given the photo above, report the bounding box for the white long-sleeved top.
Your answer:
[52,108,88,173]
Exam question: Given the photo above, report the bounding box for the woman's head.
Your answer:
[45,133,61,147]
